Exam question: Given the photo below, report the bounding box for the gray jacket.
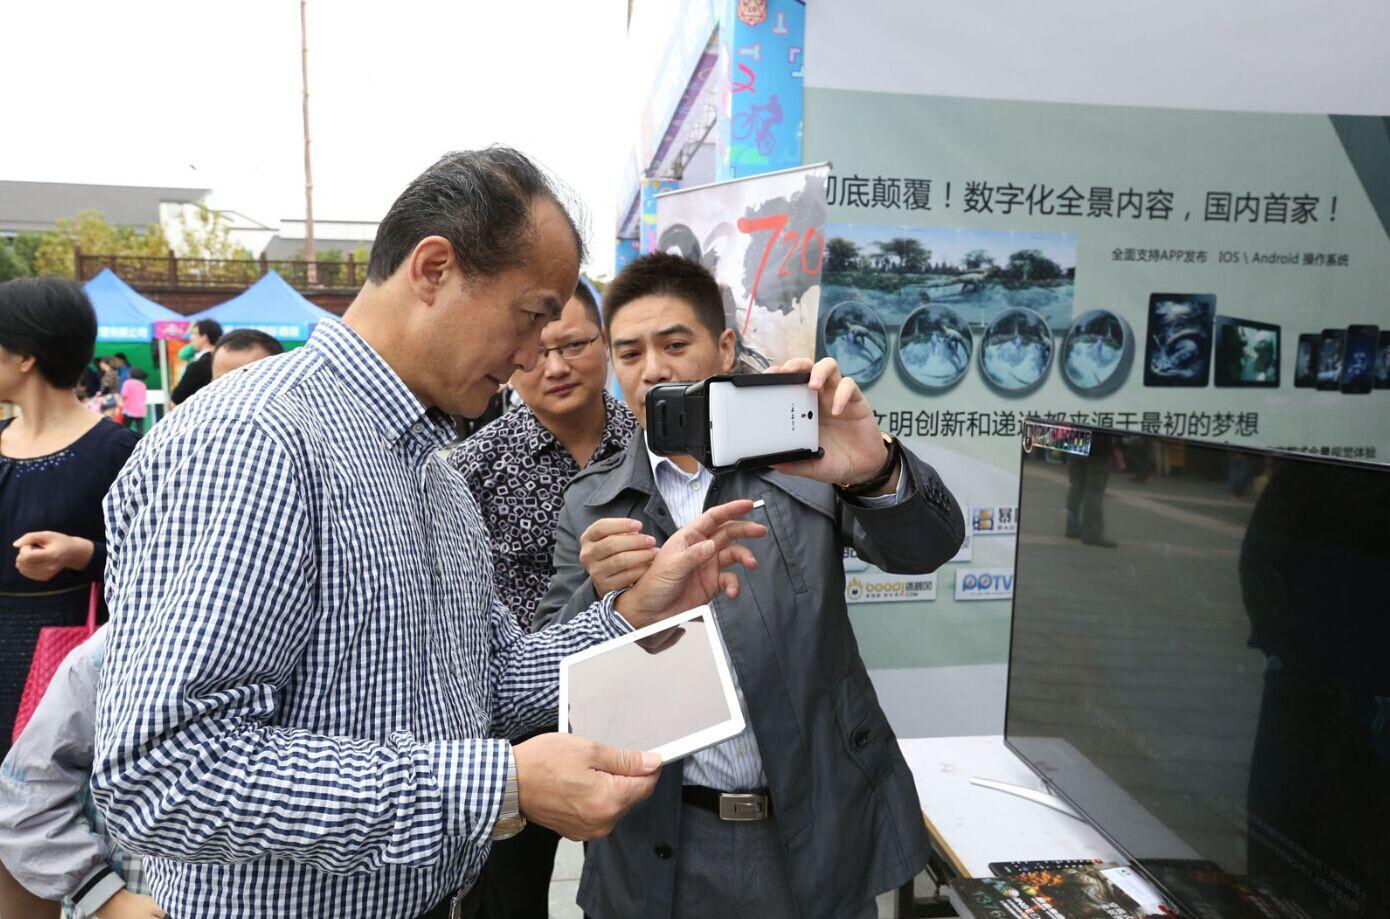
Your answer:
[0,626,135,916]
[534,434,964,919]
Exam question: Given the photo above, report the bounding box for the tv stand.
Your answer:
[967,776,1085,821]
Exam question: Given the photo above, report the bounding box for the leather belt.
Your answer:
[681,785,772,822]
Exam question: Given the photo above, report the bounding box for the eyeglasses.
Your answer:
[537,335,600,363]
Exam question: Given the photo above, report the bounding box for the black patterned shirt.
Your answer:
[451,391,638,629]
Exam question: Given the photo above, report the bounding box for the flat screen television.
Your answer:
[1006,422,1390,918]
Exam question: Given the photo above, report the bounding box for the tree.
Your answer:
[824,237,860,274]
[0,232,45,280]
[1005,249,1062,281]
[963,249,996,271]
[875,237,930,274]
[0,242,27,282]
[31,210,169,277]
[178,207,254,260]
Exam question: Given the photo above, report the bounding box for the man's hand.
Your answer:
[13,531,94,582]
[767,357,898,495]
[580,518,657,593]
[615,500,765,630]
[94,888,166,918]
[512,733,662,840]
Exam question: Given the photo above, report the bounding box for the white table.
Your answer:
[898,735,1123,880]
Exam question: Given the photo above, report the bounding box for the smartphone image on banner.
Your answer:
[706,379,819,469]
[1340,324,1380,394]
[1143,293,1215,387]
[1316,328,1346,390]
[1294,334,1320,389]
[1375,331,1390,390]
[1213,317,1280,387]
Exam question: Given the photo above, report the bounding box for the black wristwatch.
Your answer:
[836,433,900,497]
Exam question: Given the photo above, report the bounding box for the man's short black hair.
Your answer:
[192,319,223,345]
[0,276,97,389]
[571,279,601,329]
[131,366,148,380]
[367,146,587,284]
[601,252,724,341]
[215,328,285,357]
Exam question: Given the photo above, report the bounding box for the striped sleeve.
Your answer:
[92,420,503,873]
[487,590,632,740]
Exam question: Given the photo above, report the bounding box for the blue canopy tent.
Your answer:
[83,268,183,342]
[190,270,337,341]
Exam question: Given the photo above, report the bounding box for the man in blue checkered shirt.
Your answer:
[92,149,765,919]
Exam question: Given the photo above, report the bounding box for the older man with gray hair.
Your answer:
[94,148,765,919]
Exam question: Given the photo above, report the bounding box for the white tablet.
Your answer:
[559,606,745,763]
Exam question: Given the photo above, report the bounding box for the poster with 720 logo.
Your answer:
[656,163,829,370]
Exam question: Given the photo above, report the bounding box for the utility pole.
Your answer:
[300,0,317,284]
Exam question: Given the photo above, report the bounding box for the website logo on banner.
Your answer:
[955,568,1014,601]
[846,571,937,605]
[971,505,1018,536]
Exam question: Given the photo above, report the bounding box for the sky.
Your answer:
[2,0,632,275]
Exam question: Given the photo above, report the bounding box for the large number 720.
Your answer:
[735,213,825,334]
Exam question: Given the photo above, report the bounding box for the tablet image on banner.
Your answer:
[1213,316,1280,388]
[1143,293,1215,387]
[559,607,744,763]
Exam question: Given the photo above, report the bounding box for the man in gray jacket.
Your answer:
[534,253,965,919]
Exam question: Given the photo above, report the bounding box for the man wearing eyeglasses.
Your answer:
[449,280,638,917]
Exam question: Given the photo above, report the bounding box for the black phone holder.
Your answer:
[646,371,824,474]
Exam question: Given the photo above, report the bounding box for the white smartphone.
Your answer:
[706,378,819,469]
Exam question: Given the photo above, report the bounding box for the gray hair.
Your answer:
[366,146,587,284]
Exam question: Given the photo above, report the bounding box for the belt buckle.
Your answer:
[718,792,767,821]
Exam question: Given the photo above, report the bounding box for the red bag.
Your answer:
[12,583,99,742]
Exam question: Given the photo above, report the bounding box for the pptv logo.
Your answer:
[954,567,1014,600]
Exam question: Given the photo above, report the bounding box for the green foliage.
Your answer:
[0,240,28,281]
[31,210,169,277]
[825,238,860,274]
[821,270,948,293]
[872,237,931,274]
[1003,249,1062,281]
[963,249,996,270]
[179,207,254,260]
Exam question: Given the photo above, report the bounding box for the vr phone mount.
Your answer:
[646,372,825,474]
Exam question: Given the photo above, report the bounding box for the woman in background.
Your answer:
[117,368,148,433]
[0,277,138,761]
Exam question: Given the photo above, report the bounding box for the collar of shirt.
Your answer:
[646,442,704,482]
[522,391,635,465]
[306,319,454,453]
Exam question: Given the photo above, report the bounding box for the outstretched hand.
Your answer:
[615,499,765,629]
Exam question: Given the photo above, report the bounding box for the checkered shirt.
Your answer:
[93,319,630,918]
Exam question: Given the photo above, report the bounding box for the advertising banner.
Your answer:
[717,0,805,181]
[803,88,1390,699]
[655,162,828,369]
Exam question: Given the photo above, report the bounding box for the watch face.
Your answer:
[491,816,527,841]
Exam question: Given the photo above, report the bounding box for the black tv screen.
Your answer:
[1006,423,1390,918]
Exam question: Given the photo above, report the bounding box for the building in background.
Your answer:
[263,218,376,260]
[615,0,805,268]
[0,179,211,239]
